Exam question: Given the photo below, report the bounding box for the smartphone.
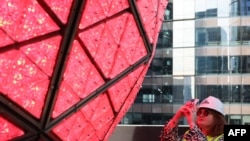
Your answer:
[190,98,200,105]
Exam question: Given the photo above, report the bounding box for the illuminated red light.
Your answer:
[0,0,168,140]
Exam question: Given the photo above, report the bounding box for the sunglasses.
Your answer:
[197,109,210,117]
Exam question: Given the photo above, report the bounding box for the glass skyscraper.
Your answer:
[121,0,250,125]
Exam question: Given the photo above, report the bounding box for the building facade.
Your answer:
[121,0,250,125]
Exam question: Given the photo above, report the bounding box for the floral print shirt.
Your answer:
[160,121,224,141]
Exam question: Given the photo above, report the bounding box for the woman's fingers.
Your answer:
[182,107,191,115]
[185,101,193,106]
[175,101,198,120]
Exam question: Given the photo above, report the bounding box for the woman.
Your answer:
[160,96,227,141]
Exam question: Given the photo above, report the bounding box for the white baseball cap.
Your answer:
[198,96,224,116]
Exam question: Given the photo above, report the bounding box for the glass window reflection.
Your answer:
[230,26,250,45]
[230,0,250,16]
[156,30,172,48]
[196,56,250,74]
[195,27,222,46]
[164,3,173,20]
[196,85,250,103]
[195,0,250,18]
[135,86,173,103]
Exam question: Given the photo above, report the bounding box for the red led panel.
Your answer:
[0,117,24,140]
[0,0,168,140]
[0,0,59,42]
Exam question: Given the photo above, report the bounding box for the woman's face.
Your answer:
[196,108,214,128]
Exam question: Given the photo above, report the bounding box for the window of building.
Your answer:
[142,94,155,103]
[195,28,206,46]
[196,85,250,103]
[150,58,173,75]
[196,85,229,102]
[196,56,250,74]
[132,113,143,124]
[206,8,218,17]
[161,85,173,103]
[195,0,218,18]
[241,26,250,42]
[195,11,206,18]
[135,85,173,104]
[195,27,221,46]
[136,88,152,103]
[162,58,173,75]
[230,26,241,45]
[242,56,250,73]
[242,86,250,103]
[206,57,219,73]
[156,30,173,48]
[207,27,221,45]
[242,115,250,125]
[230,0,250,16]
[164,3,173,20]
[231,26,250,45]
[122,113,175,125]
[196,57,206,74]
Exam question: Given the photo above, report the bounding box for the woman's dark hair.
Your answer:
[209,109,227,136]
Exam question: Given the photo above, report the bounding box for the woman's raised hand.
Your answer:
[181,99,199,129]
